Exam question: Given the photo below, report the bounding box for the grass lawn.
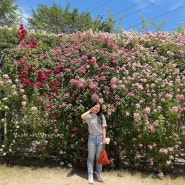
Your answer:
[0,165,184,185]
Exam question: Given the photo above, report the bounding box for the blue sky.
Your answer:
[15,0,185,32]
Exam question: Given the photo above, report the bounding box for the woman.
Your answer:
[81,102,107,184]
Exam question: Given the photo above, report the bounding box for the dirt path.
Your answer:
[0,165,184,185]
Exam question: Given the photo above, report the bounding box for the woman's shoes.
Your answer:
[88,174,94,184]
[96,173,104,182]
[88,173,104,183]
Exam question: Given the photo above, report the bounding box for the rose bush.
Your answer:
[0,25,185,177]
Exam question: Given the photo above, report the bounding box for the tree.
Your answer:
[139,15,154,32]
[175,22,185,33]
[27,3,115,34]
[0,0,18,26]
[93,9,115,33]
[139,15,167,32]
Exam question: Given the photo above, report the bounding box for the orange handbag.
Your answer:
[97,149,110,165]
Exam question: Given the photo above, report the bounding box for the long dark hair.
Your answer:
[92,102,103,125]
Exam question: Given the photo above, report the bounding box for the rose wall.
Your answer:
[0,25,185,178]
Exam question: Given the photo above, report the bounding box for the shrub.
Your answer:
[0,26,185,175]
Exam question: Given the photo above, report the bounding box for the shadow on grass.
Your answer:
[67,169,88,180]
[108,164,185,181]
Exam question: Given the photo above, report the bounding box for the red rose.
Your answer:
[35,81,41,88]
[44,104,52,109]
[24,79,30,86]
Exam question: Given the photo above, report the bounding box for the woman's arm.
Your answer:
[81,110,91,120]
[102,126,107,145]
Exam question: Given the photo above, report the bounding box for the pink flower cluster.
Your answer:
[1,25,185,172]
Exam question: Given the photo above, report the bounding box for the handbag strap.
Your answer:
[103,144,106,150]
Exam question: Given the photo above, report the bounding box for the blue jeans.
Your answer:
[87,134,103,175]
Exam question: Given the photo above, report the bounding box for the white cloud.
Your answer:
[16,7,31,25]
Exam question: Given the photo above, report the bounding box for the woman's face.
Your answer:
[91,104,100,114]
